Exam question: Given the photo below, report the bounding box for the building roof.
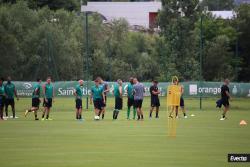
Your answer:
[210,11,235,19]
[81,2,237,29]
[81,2,162,28]
[234,0,250,5]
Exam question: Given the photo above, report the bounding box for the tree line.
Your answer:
[0,0,250,81]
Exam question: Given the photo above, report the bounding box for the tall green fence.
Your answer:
[10,81,250,98]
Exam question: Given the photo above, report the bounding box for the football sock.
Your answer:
[46,113,49,119]
[156,111,159,118]
[127,108,130,118]
[116,110,120,119]
[0,110,3,119]
[183,113,186,116]
[141,114,144,119]
[113,110,116,119]
[133,108,136,119]
[102,113,104,119]
[114,110,117,119]
[12,109,15,118]
[5,109,8,117]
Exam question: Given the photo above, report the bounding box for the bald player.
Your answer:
[220,79,231,120]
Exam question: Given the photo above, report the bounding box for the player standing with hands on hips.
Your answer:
[149,80,160,119]
[4,76,19,119]
[42,77,54,121]
[74,79,84,120]
[90,79,105,120]
[133,78,145,121]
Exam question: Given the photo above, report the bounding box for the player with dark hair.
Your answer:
[126,77,136,120]
[0,78,5,120]
[220,79,231,121]
[4,76,19,119]
[97,77,110,119]
[149,80,160,118]
[179,84,187,118]
[74,79,84,120]
[133,78,145,120]
[90,79,105,120]
[113,79,123,120]
[25,79,42,120]
[42,77,54,121]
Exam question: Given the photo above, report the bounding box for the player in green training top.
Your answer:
[97,77,110,119]
[74,79,84,120]
[113,79,123,120]
[90,79,105,120]
[4,76,19,119]
[0,78,6,120]
[42,77,54,121]
[25,79,42,120]
[126,77,136,119]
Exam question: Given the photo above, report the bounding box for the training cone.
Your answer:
[239,120,247,126]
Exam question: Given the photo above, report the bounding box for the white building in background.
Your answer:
[81,2,162,29]
[234,0,250,5]
[81,2,236,30]
[211,11,235,19]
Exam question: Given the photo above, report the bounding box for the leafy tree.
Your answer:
[193,11,239,81]
[0,0,81,11]
[158,0,200,81]
[235,4,250,81]
[0,0,249,82]
[203,35,235,81]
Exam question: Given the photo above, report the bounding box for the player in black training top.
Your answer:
[149,80,160,118]
[220,79,231,121]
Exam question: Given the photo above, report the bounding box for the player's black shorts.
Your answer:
[5,98,14,107]
[94,99,103,110]
[221,98,229,107]
[134,99,143,108]
[32,98,40,108]
[43,98,52,108]
[101,96,107,107]
[75,99,82,109]
[115,97,123,110]
[180,97,184,107]
[127,98,134,107]
[151,97,160,107]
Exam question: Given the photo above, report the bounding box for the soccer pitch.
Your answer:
[0,97,249,167]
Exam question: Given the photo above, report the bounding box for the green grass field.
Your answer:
[0,97,249,167]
